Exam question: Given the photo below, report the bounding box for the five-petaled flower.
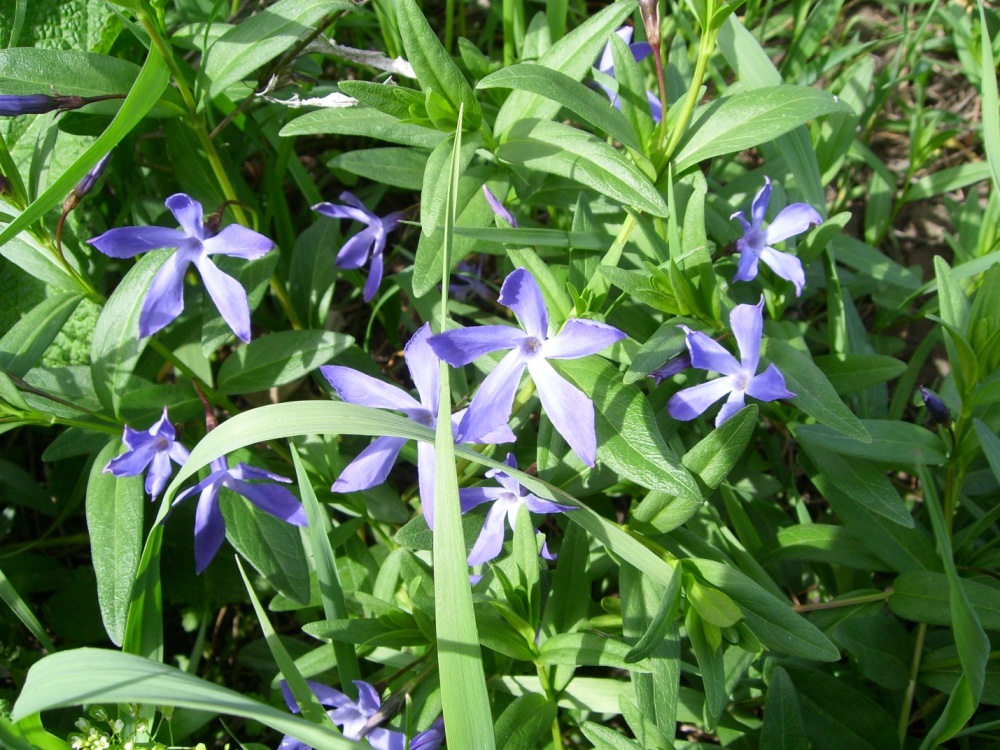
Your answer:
[173,456,307,574]
[667,298,795,427]
[88,193,275,341]
[278,680,407,750]
[314,191,405,303]
[460,453,574,566]
[731,177,822,297]
[104,407,189,498]
[321,323,513,528]
[594,27,662,123]
[429,268,625,466]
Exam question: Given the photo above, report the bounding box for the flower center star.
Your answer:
[745,226,767,251]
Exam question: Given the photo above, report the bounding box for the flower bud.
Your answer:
[649,351,692,383]
[64,152,113,211]
[919,386,951,426]
[0,94,60,116]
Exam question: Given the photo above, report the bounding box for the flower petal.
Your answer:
[499,268,549,339]
[197,256,252,342]
[766,203,822,245]
[203,224,275,260]
[354,680,382,716]
[759,246,806,296]
[410,717,445,750]
[165,193,205,239]
[321,366,422,411]
[529,357,597,466]
[417,441,436,528]
[231,479,307,526]
[332,436,407,493]
[336,228,376,269]
[139,250,190,338]
[104,441,156,478]
[683,327,742,377]
[746,363,795,402]
[193,483,226,574]
[467,501,510,566]
[482,185,519,228]
[428,325,526,366]
[362,247,384,302]
[750,176,771,228]
[646,89,662,124]
[733,242,761,283]
[405,324,439,413]
[88,226,187,258]
[459,486,505,512]
[543,319,625,359]
[146,450,173,497]
[339,191,375,215]
[313,201,373,225]
[227,463,292,484]
[716,390,747,427]
[729,299,764,374]
[367,727,407,750]
[457,350,527,443]
[667,377,735,421]
[523,493,576,514]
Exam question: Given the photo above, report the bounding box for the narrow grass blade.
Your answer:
[0,565,55,652]
[979,0,1000,197]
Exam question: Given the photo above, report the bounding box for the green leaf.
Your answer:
[683,404,757,490]
[979,0,1000,197]
[497,119,667,216]
[0,48,164,104]
[889,571,1000,631]
[494,694,558,750]
[762,525,886,571]
[833,616,910,690]
[493,0,636,136]
[798,436,913,527]
[763,338,869,442]
[974,419,1000,486]
[86,440,144,647]
[537,632,652,671]
[396,0,481,128]
[217,330,352,395]
[760,667,809,750]
[685,559,840,662]
[330,147,429,190]
[0,292,81,378]
[0,565,55,652]
[0,48,172,250]
[674,86,851,172]
[580,723,643,750]
[685,608,727,730]
[89,250,166,417]
[555,357,701,503]
[221,491,311,605]
[813,353,906,395]
[337,80,424,120]
[796,420,946,467]
[204,0,350,98]
[11,648,354,748]
[279,106,447,147]
[479,63,641,151]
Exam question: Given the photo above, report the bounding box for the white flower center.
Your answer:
[521,336,543,356]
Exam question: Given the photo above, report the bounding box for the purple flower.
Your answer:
[104,406,189,498]
[410,717,445,750]
[482,185,519,228]
[667,298,795,427]
[920,385,951,426]
[87,193,275,341]
[731,177,822,297]
[593,27,662,123]
[450,255,491,302]
[429,268,626,466]
[649,351,692,384]
[278,680,406,750]
[321,324,513,529]
[313,191,405,303]
[172,457,307,574]
[460,453,574,566]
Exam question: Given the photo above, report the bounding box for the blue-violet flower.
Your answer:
[667,298,794,427]
[731,177,822,297]
[104,406,189,498]
[173,457,307,574]
[88,193,275,341]
[314,191,405,303]
[278,680,406,750]
[429,268,625,466]
[460,453,574,566]
[321,323,513,529]
[594,27,662,123]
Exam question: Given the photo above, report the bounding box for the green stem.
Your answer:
[791,590,891,613]
[656,28,716,174]
[899,621,927,742]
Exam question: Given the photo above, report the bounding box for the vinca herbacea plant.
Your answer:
[1,0,999,749]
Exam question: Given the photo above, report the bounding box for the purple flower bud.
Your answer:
[919,386,951,426]
[649,351,692,384]
[0,94,60,116]
[72,152,113,200]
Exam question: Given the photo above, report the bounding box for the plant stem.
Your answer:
[791,590,891,612]
[656,28,716,173]
[899,622,928,742]
[146,337,241,415]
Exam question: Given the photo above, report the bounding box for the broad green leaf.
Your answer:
[90,250,168,417]
[580,723,643,750]
[796,420,945,466]
[674,86,851,172]
[763,338,870,442]
[396,0,481,128]
[685,559,839,662]
[493,0,636,136]
[889,572,1000,631]
[762,525,886,571]
[204,0,350,97]
[760,667,808,750]
[13,649,353,748]
[217,330,352,394]
[833,617,910,690]
[537,632,652,671]
[337,80,424,120]
[798,436,913,527]
[0,292,81,378]
[221,492,311,605]
[494,694,558,750]
[974,419,1000,486]
[685,609,727,730]
[623,561,681,663]
[0,48,171,250]
[555,357,701,503]
[86,440,144,647]
[330,147,429,190]
[279,106,447,147]
[813,353,906,395]
[479,63,641,151]
[682,404,757,490]
[497,119,667,216]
